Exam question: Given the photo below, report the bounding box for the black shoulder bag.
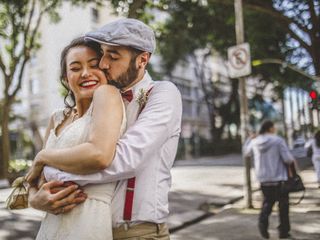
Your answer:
[282,163,305,205]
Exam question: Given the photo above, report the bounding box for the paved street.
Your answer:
[0,154,319,239]
[170,167,320,240]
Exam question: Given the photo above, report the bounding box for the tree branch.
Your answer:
[9,57,29,99]
[128,0,147,18]
[11,0,61,99]
[307,0,320,40]
[211,0,310,45]
[243,1,310,34]
[6,4,19,76]
[23,0,36,45]
[231,0,313,55]
[11,2,46,98]
[0,55,7,79]
[208,0,311,39]
[286,25,312,53]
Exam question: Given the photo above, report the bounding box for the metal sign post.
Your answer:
[234,0,253,208]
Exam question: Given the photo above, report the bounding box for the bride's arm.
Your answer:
[28,110,88,213]
[26,115,54,185]
[26,85,123,182]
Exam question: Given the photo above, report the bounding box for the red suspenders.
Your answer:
[123,87,153,222]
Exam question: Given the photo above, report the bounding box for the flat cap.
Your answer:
[85,18,156,54]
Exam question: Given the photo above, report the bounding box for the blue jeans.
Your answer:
[259,183,290,235]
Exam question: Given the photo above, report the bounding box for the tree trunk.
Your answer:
[299,89,307,138]
[309,108,314,133]
[211,124,224,142]
[312,48,320,76]
[310,25,320,76]
[280,91,288,142]
[0,101,11,179]
[295,88,301,133]
[289,88,295,145]
[289,88,294,129]
[209,111,217,142]
[30,121,43,154]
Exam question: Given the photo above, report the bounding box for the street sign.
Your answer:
[227,42,251,78]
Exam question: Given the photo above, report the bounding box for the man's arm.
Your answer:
[99,82,182,181]
[28,81,182,183]
[279,138,295,164]
[29,181,86,214]
[26,85,123,183]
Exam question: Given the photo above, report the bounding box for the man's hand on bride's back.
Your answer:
[29,180,87,215]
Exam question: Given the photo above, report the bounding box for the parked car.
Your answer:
[291,137,307,159]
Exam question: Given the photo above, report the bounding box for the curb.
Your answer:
[169,212,213,233]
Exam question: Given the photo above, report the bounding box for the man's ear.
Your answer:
[137,52,151,69]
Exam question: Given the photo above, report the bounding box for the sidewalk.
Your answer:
[0,154,319,239]
[170,168,320,240]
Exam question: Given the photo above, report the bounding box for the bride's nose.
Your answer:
[81,68,90,78]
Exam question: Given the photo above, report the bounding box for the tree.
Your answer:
[110,0,295,142]
[239,0,320,76]
[0,0,103,179]
[110,0,320,74]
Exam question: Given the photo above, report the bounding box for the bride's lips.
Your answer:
[79,80,99,89]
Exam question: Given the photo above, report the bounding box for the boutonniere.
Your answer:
[136,88,149,109]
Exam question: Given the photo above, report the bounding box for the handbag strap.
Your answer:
[289,190,305,205]
[285,163,305,205]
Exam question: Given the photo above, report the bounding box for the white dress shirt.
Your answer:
[44,71,182,226]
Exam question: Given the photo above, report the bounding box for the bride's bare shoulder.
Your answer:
[94,84,120,97]
[93,85,122,108]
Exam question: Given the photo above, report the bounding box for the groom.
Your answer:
[29,18,182,239]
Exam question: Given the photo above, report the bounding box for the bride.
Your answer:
[28,37,125,240]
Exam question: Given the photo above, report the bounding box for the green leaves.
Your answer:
[0,0,111,178]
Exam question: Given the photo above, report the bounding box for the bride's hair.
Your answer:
[59,36,102,116]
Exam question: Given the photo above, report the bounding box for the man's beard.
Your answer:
[107,57,139,90]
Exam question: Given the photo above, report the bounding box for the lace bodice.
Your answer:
[43,102,127,185]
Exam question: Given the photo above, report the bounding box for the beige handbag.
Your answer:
[6,176,29,210]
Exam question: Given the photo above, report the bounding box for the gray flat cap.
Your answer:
[85,18,156,54]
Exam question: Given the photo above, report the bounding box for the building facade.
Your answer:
[2,3,216,157]
[19,2,118,133]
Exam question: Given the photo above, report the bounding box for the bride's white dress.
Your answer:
[36,103,126,240]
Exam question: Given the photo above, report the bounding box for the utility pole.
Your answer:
[234,0,253,208]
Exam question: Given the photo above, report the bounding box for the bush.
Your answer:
[8,159,32,174]
[175,138,185,160]
[176,136,242,160]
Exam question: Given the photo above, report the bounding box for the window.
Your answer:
[29,78,40,95]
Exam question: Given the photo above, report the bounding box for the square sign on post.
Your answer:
[227,42,251,78]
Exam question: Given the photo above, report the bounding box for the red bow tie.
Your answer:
[121,90,133,102]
